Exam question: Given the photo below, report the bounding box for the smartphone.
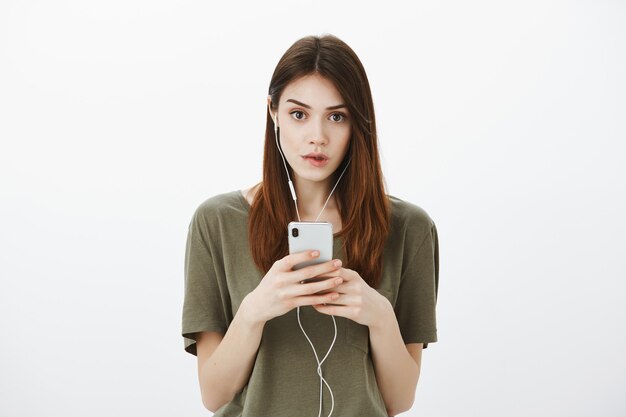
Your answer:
[288,221,333,283]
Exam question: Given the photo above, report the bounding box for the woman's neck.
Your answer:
[293,178,339,219]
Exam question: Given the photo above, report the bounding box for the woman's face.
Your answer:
[269,73,352,185]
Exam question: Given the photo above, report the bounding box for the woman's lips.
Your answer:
[302,156,329,167]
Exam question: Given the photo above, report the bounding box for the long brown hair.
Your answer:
[248,34,391,288]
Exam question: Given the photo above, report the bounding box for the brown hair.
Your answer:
[248,34,391,288]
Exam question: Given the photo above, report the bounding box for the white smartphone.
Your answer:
[288,221,333,282]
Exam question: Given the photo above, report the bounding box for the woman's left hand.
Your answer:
[311,267,391,328]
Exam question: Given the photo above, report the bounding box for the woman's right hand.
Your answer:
[243,250,344,325]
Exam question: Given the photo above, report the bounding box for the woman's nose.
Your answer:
[308,120,328,146]
[308,136,327,146]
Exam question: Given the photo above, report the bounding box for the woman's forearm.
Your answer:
[199,296,266,411]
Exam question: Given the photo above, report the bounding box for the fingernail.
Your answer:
[333,259,342,267]
[335,278,343,285]
[311,251,319,257]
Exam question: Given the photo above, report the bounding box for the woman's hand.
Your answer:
[243,250,345,324]
[311,267,391,328]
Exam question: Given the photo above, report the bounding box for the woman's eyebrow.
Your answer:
[285,98,347,110]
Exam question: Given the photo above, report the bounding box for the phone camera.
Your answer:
[292,228,299,237]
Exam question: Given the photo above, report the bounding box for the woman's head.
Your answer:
[268,73,352,190]
[249,34,391,288]
[264,34,377,194]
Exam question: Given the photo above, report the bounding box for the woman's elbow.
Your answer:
[201,387,234,413]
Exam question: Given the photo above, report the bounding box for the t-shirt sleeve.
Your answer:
[395,221,439,349]
[181,207,229,356]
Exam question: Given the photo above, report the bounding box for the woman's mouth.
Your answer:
[303,156,329,167]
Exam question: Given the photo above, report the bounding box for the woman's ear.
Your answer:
[267,96,278,126]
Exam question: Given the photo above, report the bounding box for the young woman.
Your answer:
[182,34,439,417]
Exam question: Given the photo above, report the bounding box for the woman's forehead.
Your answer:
[280,74,344,109]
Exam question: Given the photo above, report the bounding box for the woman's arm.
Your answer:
[196,296,265,412]
[368,302,421,416]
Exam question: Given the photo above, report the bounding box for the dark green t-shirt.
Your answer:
[181,190,439,416]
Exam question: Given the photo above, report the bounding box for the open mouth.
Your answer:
[303,156,329,167]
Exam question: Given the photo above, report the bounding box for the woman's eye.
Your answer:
[330,113,346,122]
[290,110,305,120]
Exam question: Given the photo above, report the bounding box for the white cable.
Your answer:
[297,306,337,417]
[275,123,303,221]
[274,119,351,417]
[315,157,351,222]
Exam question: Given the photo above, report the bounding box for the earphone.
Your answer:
[273,111,351,417]
[273,114,299,204]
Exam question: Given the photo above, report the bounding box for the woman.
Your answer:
[182,34,439,417]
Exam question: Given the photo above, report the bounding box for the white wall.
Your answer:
[1,0,624,416]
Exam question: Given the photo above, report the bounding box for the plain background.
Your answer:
[1,0,625,416]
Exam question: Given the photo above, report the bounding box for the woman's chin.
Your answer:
[293,171,332,184]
